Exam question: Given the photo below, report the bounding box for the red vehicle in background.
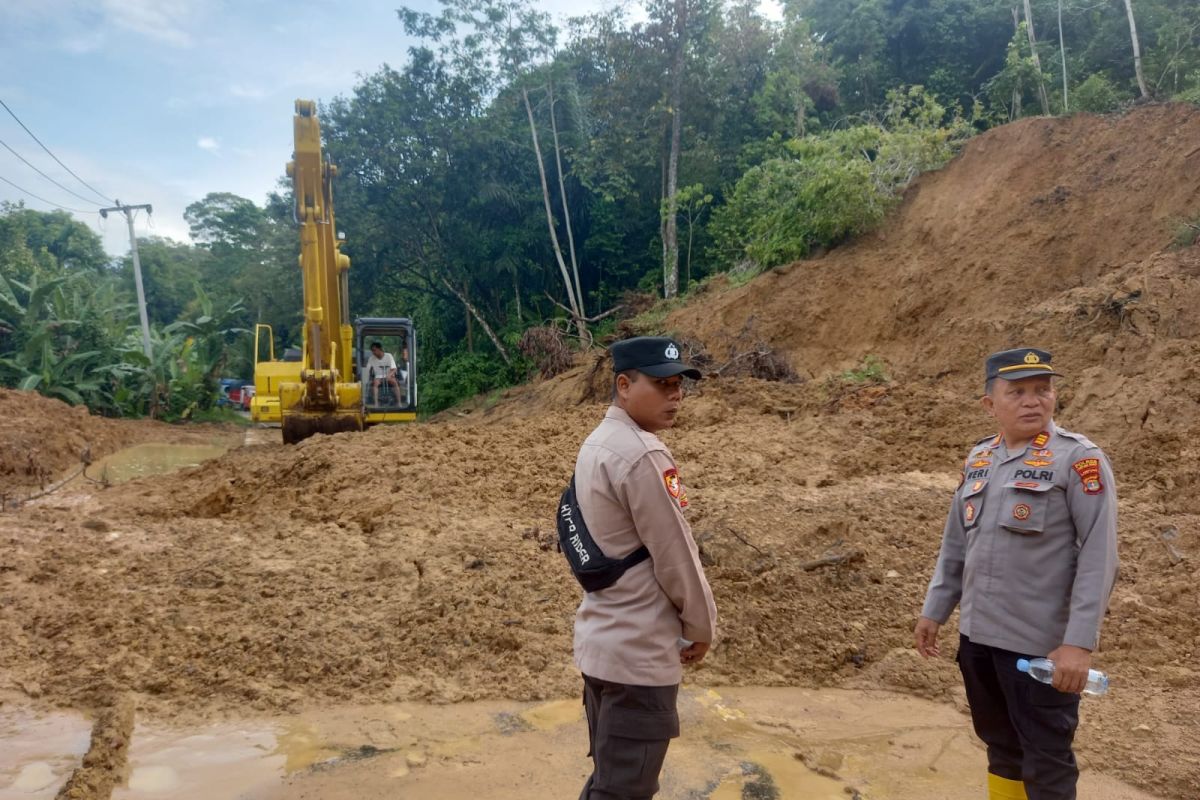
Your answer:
[217,380,255,412]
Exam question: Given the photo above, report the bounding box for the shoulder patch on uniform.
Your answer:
[1072,458,1104,494]
[663,468,682,499]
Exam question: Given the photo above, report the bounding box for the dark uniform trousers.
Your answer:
[957,635,1081,800]
[579,675,680,800]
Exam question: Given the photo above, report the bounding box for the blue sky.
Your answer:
[0,0,778,257]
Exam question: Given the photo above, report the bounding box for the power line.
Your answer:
[0,135,102,207]
[0,98,115,204]
[0,173,93,214]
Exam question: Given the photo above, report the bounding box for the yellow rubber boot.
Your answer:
[988,772,1029,799]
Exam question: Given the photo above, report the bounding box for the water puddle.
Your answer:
[272,721,340,773]
[87,442,230,484]
[0,689,1161,800]
[0,707,90,800]
[710,751,847,800]
[112,724,282,799]
[519,698,581,731]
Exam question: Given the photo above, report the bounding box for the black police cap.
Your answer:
[985,347,1063,383]
[611,336,701,380]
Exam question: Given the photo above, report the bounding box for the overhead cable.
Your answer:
[0,98,115,204]
[0,136,102,207]
[0,173,92,214]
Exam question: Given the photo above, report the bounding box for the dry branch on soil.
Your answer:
[709,317,799,382]
[519,325,575,379]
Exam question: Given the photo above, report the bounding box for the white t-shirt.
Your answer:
[366,352,397,380]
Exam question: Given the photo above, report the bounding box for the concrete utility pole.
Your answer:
[100,201,153,360]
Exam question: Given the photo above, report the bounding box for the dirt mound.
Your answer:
[3,108,1200,797]
[0,389,191,497]
[669,103,1200,382]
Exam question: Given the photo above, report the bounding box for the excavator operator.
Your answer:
[366,341,404,407]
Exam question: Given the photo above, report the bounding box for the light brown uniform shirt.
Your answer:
[922,423,1119,655]
[573,405,718,686]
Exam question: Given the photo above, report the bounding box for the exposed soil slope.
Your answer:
[2,106,1200,798]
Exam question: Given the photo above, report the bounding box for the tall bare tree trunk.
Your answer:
[522,87,586,332]
[440,276,511,366]
[1058,0,1069,113]
[1011,8,1023,120]
[547,81,585,317]
[662,0,686,300]
[1123,0,1150,98]
[1022,0,1051,115]
[514,271,522,323]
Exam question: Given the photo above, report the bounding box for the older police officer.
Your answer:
[915,348,1119,800]
[573,336,718,800]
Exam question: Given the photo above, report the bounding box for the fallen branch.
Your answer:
[20,465,85,504]
[729,528,767,556]
[543,293,624,323]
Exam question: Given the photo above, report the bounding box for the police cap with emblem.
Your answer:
[985,347,1064,384]
[611,336,702,380]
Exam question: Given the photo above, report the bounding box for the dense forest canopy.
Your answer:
[3,0,1198,414]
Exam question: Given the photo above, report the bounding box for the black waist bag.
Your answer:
[558,475,650,592]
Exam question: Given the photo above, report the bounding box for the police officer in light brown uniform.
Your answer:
[573,336,718,800]
[915,348,1119,800]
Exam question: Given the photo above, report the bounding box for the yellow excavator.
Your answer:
[250,100,417,443]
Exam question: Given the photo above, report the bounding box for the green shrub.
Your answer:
[420,350,517,414]
[1174,86,1200,107]
[1072,74,1125,113]
[710,87,969,271]
[1171,215,1200,248]
[841,354,888,384]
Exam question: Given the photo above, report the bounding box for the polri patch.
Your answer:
[1072,458,1104,494]
[1013,503,1032,521]
[663,468,683,499]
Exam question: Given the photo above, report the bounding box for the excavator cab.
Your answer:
[357,317,417,424]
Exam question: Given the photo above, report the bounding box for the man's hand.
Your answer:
[914,617,941,658]
[1046,644,1092,693]
[680,641,709,666]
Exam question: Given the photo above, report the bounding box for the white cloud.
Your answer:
[197,136,220,152]
[60,30,107,54]
[98,0,201,48]
[229,84,266,100]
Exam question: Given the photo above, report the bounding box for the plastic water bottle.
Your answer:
[1016,658,1109,696]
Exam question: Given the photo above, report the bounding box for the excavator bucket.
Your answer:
[281,411,363,444]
